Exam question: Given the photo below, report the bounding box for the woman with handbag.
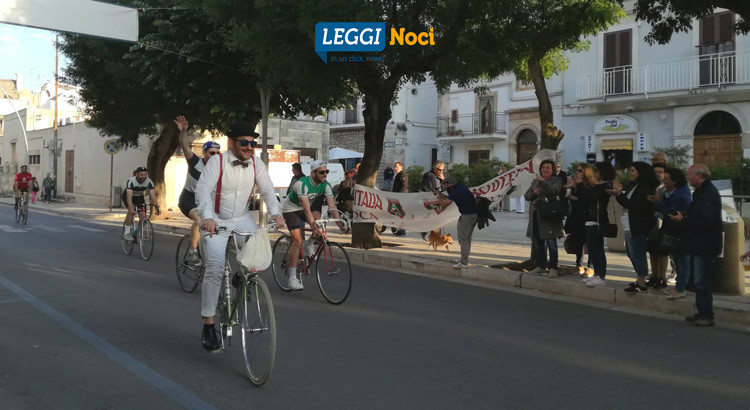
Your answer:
[607,162,658,294]
[648,168,692,299]
[564,164,595,277]
[580,161,617,287]
[524,159,564,277]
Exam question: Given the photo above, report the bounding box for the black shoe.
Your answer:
[685,314,698,323]
[653,279,668,291]
[202,325,222,353]
[687,314,715,327]
[623,282,647,295]
[644,276,658,288]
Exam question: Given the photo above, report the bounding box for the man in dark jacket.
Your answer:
[669,164,722,327]
[383,165,395,191]
[435,175,477,269]
[419,161,445,241]
[391,162,408,236]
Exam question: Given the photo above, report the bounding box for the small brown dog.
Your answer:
[427,229,454,252]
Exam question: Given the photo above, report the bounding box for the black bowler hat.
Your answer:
[227,121,259,139]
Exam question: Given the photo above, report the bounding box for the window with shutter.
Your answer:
[603,29,632,95]
[699,12,736,85]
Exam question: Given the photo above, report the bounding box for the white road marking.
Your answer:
[0,224,27,233]
[67,225,106,232]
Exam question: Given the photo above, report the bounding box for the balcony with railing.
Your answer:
[326,104,364,126]
[576,49,750,100]
[437,111,507,140]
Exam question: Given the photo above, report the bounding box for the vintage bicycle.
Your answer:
[121,203,158,260]
[271,217,352,304]
[207,224,277,386]
[175,234,205,293]
[15,191,29,225]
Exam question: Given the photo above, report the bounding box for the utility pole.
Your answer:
[53,35,59,194]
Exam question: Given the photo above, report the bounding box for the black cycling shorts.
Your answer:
[178,189,198,218]
[121,192,146,209]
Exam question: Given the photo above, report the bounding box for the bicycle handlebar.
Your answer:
[204,222,278,237]
[313,218,349,229]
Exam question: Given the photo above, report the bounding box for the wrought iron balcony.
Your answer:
[437,111,507,137]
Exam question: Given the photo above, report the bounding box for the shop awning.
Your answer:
[601,139,633,150]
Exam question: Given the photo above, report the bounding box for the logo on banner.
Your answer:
[423,199,446,214]
[315,22,435,63]
[387,199,406,219]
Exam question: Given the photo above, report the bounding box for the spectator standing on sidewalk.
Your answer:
[564,164,595,276]
[668,164,721,326]
[42,173,54,203]
[383,165,395,192]
[391,162,408,236]
[651,152,668,166]
[419,161,445,241]
[434,175,477,269]
[581,161,617,287]
[648,168,691,299]
[646,163,669,290]
[286,163,305,197]
[524,159,564,278]
[31,177,40,204]
[607,162,658,294]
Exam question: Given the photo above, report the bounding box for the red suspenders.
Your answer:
[214,153,256,214]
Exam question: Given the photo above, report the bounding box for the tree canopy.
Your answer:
[630,0,750,45]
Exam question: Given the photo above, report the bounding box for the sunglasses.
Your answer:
[577,169,583,172]
[317,170,330,175]
[207,151,218,156]
[236,139,258,147]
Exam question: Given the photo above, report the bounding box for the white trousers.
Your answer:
[201,215,258,317]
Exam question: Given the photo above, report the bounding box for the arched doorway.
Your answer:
[516,129,538,164]
[693,111,742,167]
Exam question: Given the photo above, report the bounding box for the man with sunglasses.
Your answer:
[175,116,221,264]
[281,160,345,290]
[195,121,285,352]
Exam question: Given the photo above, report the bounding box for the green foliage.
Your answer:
[448,158,512,187]
[406,165,425,193]
[709,159,750,195]
[632,0,750,45]
[447,163,470,185]
[653,145,692,168]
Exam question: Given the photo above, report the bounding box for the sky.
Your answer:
[0,24,69,92]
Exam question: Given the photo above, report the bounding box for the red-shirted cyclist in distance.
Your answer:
[14,165,33,211]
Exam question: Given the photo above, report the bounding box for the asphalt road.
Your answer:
[1,208,749,409]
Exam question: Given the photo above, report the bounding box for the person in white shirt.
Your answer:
[195,121,285,353]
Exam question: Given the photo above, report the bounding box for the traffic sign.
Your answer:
[104,139,121,155]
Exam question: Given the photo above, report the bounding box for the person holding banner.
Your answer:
[391,162,408,236]
[524,159,564,278]
[420,161,445,241]
[434,175,477,269]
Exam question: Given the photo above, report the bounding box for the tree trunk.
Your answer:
[351,91,394,249]
[528,56,559,150]
[146,122,180,220]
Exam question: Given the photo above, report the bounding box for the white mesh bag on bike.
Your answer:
[237,229,273,271]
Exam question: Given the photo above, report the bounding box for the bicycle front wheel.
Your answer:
[121,223,134,255]
[139,220,155,261]
[175,235,202,293]
[241,276,276,386]
[271,235,293,291]
[315,242,352,305]
[22,202,28,225]
[15,203,21,223]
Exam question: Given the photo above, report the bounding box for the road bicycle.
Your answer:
[175,234,205,293]
[15,191,29,225]
[271,217,352,304]
[208,224,277,386]
[121,203,157,260]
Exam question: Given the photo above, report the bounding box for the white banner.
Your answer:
[353,149,556,231]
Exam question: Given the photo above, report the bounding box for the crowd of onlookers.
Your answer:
[523,152,722,326]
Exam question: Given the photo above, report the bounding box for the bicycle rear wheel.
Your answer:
[121,223,134,255]
[271,235,293,291]
[22,202,28,225]
[240,275,276,386]
[175,235,202,293]
[139,220,155,261]
[315,242,352,304]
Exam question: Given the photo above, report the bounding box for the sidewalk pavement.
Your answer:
[5,197,750,329]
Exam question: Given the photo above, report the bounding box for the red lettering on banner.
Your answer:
[523,160,535,173]
[356,191,383,210]
[355,211,379,221]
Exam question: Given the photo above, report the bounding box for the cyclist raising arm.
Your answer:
[121,167,159,241]
[14,165,33,211]
[280,160,344,291]
[195,121,285,353]
[175,115,221,264]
